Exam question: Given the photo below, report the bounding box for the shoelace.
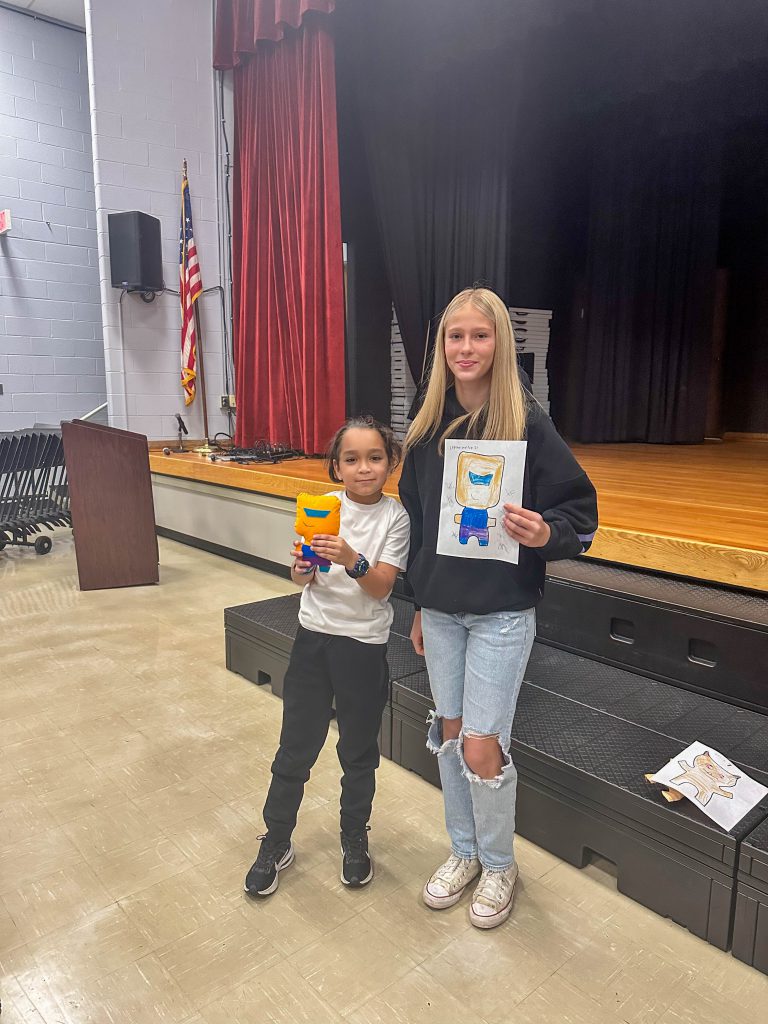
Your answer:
[341,827,370,863]
[254,833,287,869]
[473,870,512,908]
[433,853,471,885]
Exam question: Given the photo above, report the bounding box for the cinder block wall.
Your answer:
[0,6,104,431]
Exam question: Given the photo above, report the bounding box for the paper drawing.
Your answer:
[454,452,504,547]
[436,440,527,564]
[670,751,738,806]
[648,741,768,832]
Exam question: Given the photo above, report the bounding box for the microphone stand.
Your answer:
[174,413,188,452]
[162,415,187,456]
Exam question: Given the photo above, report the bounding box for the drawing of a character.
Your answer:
[295,492,341,572]
[670,751,739,806]
[454,452,504,547]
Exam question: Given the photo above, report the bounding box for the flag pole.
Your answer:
[193,301,215,454]
[181,156,213,455]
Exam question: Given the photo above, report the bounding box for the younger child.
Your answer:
[245,417,410,896]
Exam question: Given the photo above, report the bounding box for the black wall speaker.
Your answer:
[108,211,164,292]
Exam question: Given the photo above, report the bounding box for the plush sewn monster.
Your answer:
[295,492,341,572]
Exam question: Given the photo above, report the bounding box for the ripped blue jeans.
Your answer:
[422,607,536,871]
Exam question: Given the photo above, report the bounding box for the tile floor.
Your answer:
[1,534,766,1023]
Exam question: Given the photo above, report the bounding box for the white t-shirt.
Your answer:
[298,491,410,644]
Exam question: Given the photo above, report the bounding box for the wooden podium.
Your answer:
[61,420,159,590]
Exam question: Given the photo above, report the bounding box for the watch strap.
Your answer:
[346,552,370,579]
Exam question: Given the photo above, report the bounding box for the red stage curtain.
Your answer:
[214,0,335,62]
[214,2,344,454]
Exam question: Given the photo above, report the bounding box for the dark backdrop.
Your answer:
[335,0,768,441]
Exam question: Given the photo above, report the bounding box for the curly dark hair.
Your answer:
[326,415,403,483]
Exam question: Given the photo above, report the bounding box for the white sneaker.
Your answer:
[423,853,480,909]
[469,864,518,928]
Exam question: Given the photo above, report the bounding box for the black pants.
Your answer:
[263,625,389,842]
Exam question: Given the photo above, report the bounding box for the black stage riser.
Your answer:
[384,676,737,951]
[733,819,768,974]
[391,678,440,790]
[522,647,768,788]
[224,590,768,970]
[224,594,424,699]
[733,884,768,973]
[537,565,768,714]
[514,773,734,949]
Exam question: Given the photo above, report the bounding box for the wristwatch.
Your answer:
[345,552,370,579]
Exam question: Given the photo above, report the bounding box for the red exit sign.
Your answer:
[0,209,12,234]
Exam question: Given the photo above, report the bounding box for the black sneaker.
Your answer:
[244,834,294,896]
[340,828,373,887]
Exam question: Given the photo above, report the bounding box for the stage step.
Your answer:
[388,651,768,951]
[389,644,768,807]
[224,593,425,698]
[537,559,768,713]
[733,817,768,975]
[224,589,768,960]
[524,645,768,786]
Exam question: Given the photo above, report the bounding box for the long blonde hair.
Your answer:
[404,287,528,452]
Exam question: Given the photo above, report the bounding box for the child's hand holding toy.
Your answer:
[308,534,357,571]
[291,540,317,577]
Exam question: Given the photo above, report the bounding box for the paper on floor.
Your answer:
[648,741,768,831]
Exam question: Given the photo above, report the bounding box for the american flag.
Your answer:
[179,170,202,405]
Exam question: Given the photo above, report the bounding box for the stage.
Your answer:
[149,437,768,592]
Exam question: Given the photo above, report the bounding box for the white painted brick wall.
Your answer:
[85,0,229,441]
[0,7,105,431]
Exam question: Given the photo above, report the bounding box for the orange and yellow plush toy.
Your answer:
[295,492,341,572]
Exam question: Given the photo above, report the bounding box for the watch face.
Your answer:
[348,554,369,578]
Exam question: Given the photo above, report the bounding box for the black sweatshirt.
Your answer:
[398,389,599,614]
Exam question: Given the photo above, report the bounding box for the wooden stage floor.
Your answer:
[149,438,768,591]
